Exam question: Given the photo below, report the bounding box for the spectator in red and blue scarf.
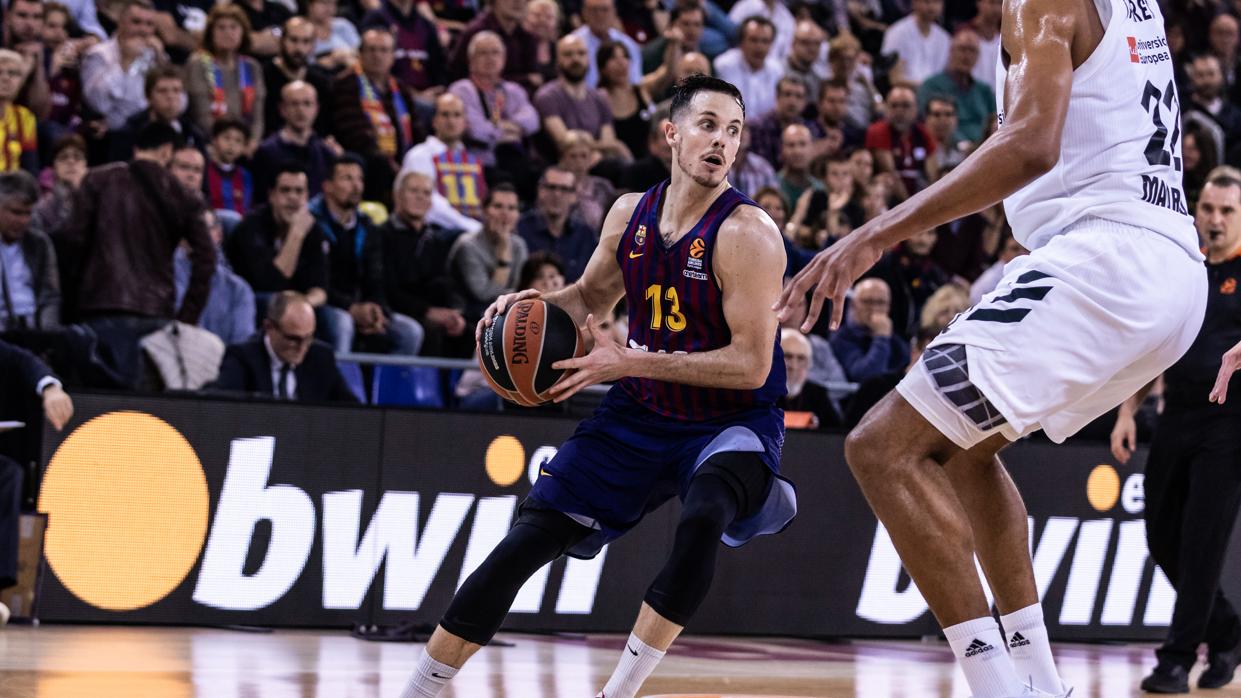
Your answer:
[186,4,266,153]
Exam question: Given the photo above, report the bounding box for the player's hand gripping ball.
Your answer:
[478,299,585,406]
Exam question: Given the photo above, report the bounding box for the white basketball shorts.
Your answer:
[896,216,1208,449]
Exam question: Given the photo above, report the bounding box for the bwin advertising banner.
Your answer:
[36,394,1194,641]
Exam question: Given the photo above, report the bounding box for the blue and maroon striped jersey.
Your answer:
[616,180,786,421]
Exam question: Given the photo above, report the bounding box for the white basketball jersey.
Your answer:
[995,0,1202,259]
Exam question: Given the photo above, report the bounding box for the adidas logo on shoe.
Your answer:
[965,638,995,658]
[1010,632,1031,648]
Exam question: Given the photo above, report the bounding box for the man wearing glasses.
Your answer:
[516,166,596,282]
[213,290,358,402]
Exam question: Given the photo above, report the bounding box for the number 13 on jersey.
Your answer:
[645,284,687,332]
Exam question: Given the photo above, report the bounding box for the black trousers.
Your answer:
[1146,405,1241,668]
[0,455,22,590]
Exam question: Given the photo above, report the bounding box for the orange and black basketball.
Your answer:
[478,299,584,407]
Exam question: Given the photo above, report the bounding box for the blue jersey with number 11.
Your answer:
[616,180,785,421]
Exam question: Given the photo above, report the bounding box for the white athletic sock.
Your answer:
[944,617,1026,698]
[597,632,667,698]
[1001,603,1063,694]
[399,650,458,698]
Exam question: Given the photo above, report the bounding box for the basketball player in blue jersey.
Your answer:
[397,75,796,698]
[776,0,1205,695]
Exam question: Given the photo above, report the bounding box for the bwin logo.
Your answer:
[855,464,1171,628]
[40,413,605,615]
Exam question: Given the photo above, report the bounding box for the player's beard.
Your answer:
[674,141,726,188]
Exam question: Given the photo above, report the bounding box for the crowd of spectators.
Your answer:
[0,0,1214,426]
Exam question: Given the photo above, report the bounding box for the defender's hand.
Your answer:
[475,289,542,343]
[774,230,885,332]
[1210,340,1241,405]
[548,314,628,402]
[1110,413,1137,464]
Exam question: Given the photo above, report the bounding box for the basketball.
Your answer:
[478,299,584,407]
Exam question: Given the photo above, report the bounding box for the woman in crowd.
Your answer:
[558,130,616,232]
[596,40,661,162]
[186,4,266,151]
[32,134,88,236]
[305,0,359,71]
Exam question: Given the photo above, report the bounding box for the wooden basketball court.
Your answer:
[1,625,1239,696]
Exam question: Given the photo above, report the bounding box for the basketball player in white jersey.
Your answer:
[776,0,1205,695]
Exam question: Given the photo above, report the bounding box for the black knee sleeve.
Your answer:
[644,456,765,626]
[440,507,590,645]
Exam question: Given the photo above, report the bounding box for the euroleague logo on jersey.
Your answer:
[685,237,708,280]
[1128,35,1170,65]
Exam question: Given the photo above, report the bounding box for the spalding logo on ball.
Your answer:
[479,299,585,406]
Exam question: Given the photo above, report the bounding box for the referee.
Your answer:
[1112,170,1241,693]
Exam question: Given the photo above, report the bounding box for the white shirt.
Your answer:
[972,28,1001,90]
[728,0,796,62]
[264,335,297,400]
[400,135,484,234]
[713,49,785,120]
[880,15,951,85]
[81,39,164,130]
[571,25,642,89]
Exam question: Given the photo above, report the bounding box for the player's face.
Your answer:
[1196,182,1241,256]
[670,91,744,188]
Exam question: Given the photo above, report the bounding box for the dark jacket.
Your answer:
[0,338,55,414]
[250,131,336,204]
[830,321,911,384]
[55,160,215,324]
[779,380,842,430]
[212,336,358,403]
[329,70,418,162]
[379,216,463,321]
[308,195,385,311]
[226,205,330,295]
[2,227,61,331]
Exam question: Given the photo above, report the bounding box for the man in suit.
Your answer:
[0,338,73,624]
[213,290,358,403]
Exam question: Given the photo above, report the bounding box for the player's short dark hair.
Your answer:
[484,182,519,207]
[144,63,183,98]
[135,121,182,152]
[270,161,308,190]
[327,152,366,180]
[668,74,745,122]
[211,117,248,140]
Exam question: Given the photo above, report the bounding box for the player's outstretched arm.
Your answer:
[475,193,640,343]
[775,0,1080,331]
[548,205,786,399]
